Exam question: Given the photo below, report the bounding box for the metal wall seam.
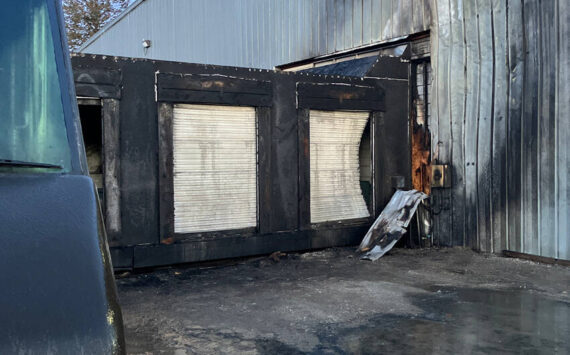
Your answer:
[476,0,494,253]
[556,0,569,260]
[537,0,557,258]
[449,0,466,247]
[506,0,524,253]
[462,0,481,249]
[80,0,431,69]
[490,0,508,254]
[434,0,453,247]
[400,0,413,37]
[522,0,540,256]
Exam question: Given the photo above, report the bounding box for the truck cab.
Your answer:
[0,0,125,353]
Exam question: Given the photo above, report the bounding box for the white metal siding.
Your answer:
[79,0,432,69]
[173,104,257,233]
[310,110,370,223]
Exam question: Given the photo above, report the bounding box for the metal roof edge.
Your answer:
[78,0,147,51]
[277,31,430,71]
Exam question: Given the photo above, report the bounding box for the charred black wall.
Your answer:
[71,54,410,269]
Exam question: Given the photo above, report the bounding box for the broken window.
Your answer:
[309,110,372,223]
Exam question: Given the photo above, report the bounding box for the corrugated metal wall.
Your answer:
[80,0,431,69]
[430,0,569,260]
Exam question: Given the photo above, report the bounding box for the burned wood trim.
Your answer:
[74,68,122,99]
[157,102,175,242]
[156,73,272,106]
[296,82,384,111]
[102,98,121,243]
[297,108,311,230]
[257,107,272,234]
[369,113,377,218]
[132,226,369,269]
[77,98,102,106]
[171,227,259,243]
[372,111,385,216]
[309,217,372,230]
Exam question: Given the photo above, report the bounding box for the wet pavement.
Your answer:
[116,248,570,354]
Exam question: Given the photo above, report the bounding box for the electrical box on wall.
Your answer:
[431,164,451,188]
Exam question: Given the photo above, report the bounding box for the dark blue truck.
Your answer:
[0,0,125,353]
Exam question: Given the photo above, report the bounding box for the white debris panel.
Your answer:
[358,190,428,261]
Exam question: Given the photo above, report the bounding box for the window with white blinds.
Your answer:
[173,104,257,233]
[310,110,371,223]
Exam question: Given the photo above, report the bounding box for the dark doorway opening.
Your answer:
[78,102,104,205]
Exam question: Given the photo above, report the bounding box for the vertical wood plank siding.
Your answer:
[430,0,569,260]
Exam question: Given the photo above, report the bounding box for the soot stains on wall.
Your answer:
[71,54,410,269]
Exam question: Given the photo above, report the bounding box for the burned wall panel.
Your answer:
[428,0,570,260]
[432,0,454,247]
[476,0,494,253]
[102,99,121,240]
[119,61,159,246]
[71,54,409,269]
[374,80,411,212]
[411,62,431,196]
[269,75,299,233]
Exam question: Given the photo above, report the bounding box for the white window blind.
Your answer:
[173,104,257,233]
[310,110,371,223]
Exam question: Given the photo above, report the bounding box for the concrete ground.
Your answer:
[116,247,570,354]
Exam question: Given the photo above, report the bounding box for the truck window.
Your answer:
[0,0,72,172]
